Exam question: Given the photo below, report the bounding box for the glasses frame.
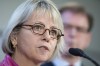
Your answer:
[16,23,64,39]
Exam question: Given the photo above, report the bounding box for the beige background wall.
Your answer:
[0,0,100,65]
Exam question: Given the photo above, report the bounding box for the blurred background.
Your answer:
[0,0,100,65]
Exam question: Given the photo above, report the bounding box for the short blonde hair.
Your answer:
[2,0,64,60]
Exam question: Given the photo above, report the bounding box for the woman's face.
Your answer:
[15,13,58,63]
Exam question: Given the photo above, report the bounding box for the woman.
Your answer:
[0,0,64,66]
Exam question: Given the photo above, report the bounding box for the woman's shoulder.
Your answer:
[0,55,18,66]
[0,55,9,66]
[0,59,5,66]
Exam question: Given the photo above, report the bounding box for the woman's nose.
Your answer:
[42,30,51,42]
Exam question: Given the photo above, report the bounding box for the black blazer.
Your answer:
[41,62,54,66]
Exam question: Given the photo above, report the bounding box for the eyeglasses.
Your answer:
[18,23,64,39]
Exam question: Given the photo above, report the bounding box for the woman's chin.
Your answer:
[36,55,50,62]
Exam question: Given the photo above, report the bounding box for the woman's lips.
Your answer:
[38,46,49,51]
[38,46,50,55]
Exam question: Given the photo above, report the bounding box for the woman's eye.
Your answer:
[50,30,58,36]
[33,25,44,31]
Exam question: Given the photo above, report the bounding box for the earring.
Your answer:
[11,39,17,49]
[13,44,17,48]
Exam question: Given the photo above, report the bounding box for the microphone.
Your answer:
[69,48,100,66]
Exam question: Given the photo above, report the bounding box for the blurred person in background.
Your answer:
[42,2,93,66]
[0,0,65,66]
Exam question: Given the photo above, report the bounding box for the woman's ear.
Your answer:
[10,31,17,48]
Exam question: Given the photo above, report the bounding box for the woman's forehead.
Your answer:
[26,10,59,27]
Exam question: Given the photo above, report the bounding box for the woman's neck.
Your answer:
[12,50,41,66]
